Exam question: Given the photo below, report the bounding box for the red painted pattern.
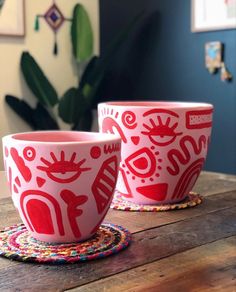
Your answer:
[172,158,205,199]
[10,148,32,182]
[121,111,137,129]
[37,151,91,183]
[118,168,133,198]
[102,117,127,143]
[186,109,213,129]
[20,190,65,235]
[136,183,168,201]
[104,143,121,154]
[36,176,46,188]
[125,147,156,178]
[167,135,207,176]
[61,190,88,238]
[23,146,36,161]
[142,116,182,146]
[26,199,54,234]
[92,156,118,214]
[131,136,140,145]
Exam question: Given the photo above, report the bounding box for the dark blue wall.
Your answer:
[100,0,236,174]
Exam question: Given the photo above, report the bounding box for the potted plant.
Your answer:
[6,3,143,131]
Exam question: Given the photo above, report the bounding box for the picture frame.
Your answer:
[0,0,25,36]
[191,0,236,32]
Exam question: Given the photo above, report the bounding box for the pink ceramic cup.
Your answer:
[2,131,121,243]
[98,101,213,205]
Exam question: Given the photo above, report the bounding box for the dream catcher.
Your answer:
[34,0,71,55]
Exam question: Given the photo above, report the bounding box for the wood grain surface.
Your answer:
[0,171,235,291]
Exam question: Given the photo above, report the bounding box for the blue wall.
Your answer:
[100,0,236,174]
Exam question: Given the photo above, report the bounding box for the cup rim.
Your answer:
[2,130,121,145]
[98,101,214,109]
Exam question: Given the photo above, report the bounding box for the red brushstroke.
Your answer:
[36,177,46,188]
[10,148,32,182]
[92,156,118,214]
[172,158,205,199]
[102,117,127,143]
[136,183,168,201]
[20,190,65,235]
[60,190,88,238]
[131,136,140,145]
[26,199,54,234]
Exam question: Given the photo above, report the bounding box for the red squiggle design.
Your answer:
[122,111,137,129]
[10,148,32,182]
[167,135,207,176]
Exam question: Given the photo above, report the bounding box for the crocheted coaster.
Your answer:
[0,223,131,264]
[110,192,202,211]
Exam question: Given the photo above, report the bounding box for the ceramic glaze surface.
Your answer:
[2,131,121,243]
[98,101,213,205]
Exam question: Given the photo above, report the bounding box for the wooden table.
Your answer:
[0,171,236,291]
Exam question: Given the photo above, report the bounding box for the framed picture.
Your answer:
[191,0,236,32]
[0,0,25,36]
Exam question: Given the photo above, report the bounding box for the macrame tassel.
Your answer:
[34,15,40,31]
[220,62,232,82]
[53,37,58,55]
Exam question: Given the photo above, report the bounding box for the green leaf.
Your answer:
[71,4,93,62]
[21,52,59,107]
[5,95,36,129]
[79,56,99,88]
[79,56,104,106]
[32,103,59,130]
[72,109,93,131]
[77,11,144,106]
[58,87,88,125]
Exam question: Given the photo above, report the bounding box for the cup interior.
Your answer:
[100,101,213,109]
[10,131,119,144]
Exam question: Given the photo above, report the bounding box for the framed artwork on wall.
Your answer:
[0,0,25,36]
[191,0,236,32]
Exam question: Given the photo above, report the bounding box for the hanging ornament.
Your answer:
[220,62,232,82]
[34,0,71,55]
[205,41,222,74]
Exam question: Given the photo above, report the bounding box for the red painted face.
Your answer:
[37,151,91,183]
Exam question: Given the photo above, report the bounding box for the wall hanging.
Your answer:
[192,0,236,32]
[34,0,71,55]
[205,41,232,82]
[0,0,25,36]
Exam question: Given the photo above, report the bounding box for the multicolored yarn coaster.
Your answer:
[110,192,202,211]
[0,223,131,264]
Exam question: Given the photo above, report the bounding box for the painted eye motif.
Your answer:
[141,116,182,146]
[37,151,91,183]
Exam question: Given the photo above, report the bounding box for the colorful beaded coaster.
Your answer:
[0,223,131,264]
[110,191,202,211]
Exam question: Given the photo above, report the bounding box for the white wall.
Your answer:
[0,0,100,170]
